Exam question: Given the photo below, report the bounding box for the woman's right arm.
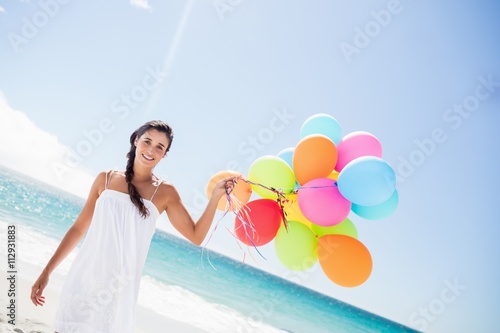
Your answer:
[30,171,106,306]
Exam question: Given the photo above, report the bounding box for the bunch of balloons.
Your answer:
[206,113,398,287]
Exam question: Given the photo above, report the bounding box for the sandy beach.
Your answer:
[0,220,288,333]
[0,261,208,333]
[0,218,212,333]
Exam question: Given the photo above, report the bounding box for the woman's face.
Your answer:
[134,129,170,167]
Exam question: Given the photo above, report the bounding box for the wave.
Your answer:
[0,220,284,333]
[138,274,285,333]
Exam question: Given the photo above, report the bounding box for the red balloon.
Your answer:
[234,199,283,247]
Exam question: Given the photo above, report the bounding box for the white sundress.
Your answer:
[54,171,161,333]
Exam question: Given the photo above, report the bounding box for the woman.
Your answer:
[31,120,239,332]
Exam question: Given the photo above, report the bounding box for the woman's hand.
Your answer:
[31,269,49,306]
[211,175,243,199]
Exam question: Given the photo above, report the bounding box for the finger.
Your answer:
[34,295,44,305]
[34,294,45,306]
[31,286,45,305]
[37,296,46,306]
[224,181,235,194]
[31,293,39,306]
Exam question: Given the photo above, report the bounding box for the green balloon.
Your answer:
[311,217,358,239]
[248,155,296,199]
[274,221,318,271]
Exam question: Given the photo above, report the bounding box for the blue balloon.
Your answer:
[351,189,399,220]
[300,113,342,145]
[337,156,396,206]
[277,147,294,170]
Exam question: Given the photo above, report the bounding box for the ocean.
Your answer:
[0,165,419,333]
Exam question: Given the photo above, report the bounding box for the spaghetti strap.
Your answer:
[150,178,162,201]
[105,170,114,190]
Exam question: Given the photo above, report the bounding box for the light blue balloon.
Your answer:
[277,147,294,170]
[300,113,342,145]
[352,189,399,220]
[337,156,396,206]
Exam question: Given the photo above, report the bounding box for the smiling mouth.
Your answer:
[142,154,154,161]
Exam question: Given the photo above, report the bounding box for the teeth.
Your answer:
[142,154,154,161]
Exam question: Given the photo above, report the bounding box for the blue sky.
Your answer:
[1,0,499,332]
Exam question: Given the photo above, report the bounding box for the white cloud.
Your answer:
[130,0,151,11]
[0,6,5,13]
[0,93,94,198]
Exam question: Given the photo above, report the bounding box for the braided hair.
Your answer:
[125,120,174,218]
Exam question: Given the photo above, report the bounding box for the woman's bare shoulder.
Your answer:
[156,180,177,192]
[155,180,181,200]
[93,170,124,195]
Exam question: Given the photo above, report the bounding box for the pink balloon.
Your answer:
[335,131,383,172]
[297,178,351,226]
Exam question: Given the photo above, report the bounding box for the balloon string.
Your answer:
[201,184,244,270]
[241,178,290,232]
[234,206,267,260]
[225,225,262,266]
[201,202,231,271]
[297,183,338,189]
[240,178,338,233]
[241,178,338,192]
[201,181,264,270]
[202,178,340,269]
[226,182,268,261]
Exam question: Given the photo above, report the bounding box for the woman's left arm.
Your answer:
[162,176,239,246]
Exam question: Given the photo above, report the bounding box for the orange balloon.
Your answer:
[206,170,252,211]
[293,134,338,185]
[317,234,372,287]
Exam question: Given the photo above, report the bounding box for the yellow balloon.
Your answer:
[283,193,311,228]
[327,170,339,181]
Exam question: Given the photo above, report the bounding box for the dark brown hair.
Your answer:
[126,120,174,217]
